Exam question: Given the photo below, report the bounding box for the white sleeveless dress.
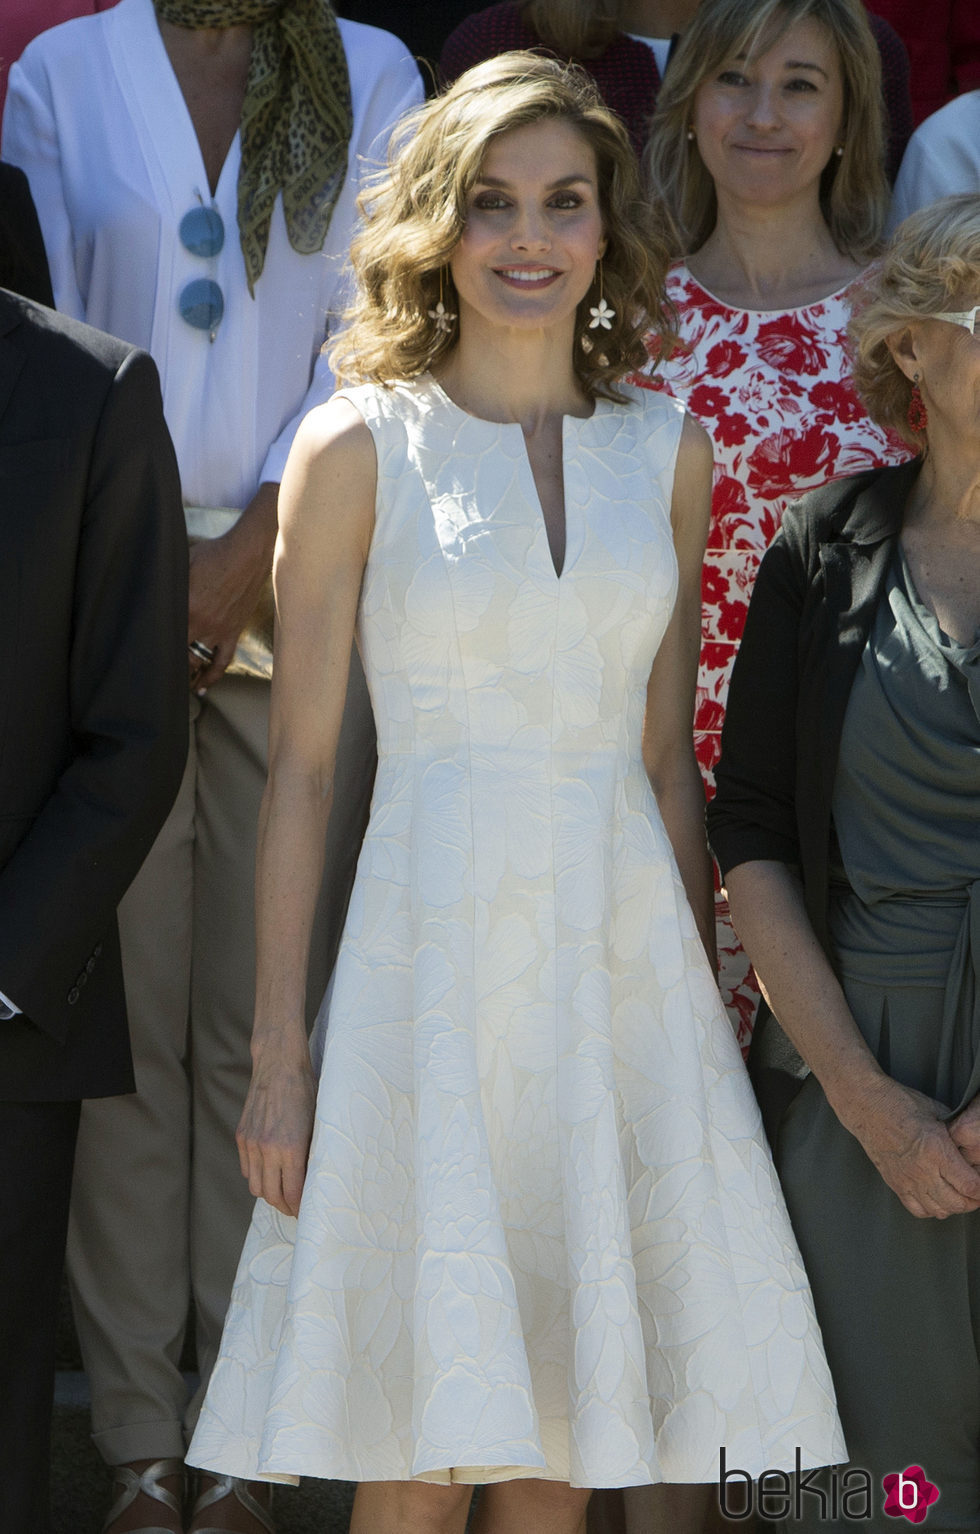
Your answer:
[188,376,845,1488]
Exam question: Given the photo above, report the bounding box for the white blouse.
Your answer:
[3,0,422,506]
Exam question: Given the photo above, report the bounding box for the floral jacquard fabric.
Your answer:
[188,376,846,1489]
[640,266,912,1047]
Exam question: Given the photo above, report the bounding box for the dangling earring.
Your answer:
[907,372,928,435]
[588,259,615,331]
[581,260,613,366]
[834,144,844,158]
[428,267,457,335]
[687,127,696,143]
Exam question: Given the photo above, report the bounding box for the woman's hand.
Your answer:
[236,1032,316,1217]
[846,1078,980,1220]
[187,483,279,690]
[948,1096,980,1168]
[723,863,980,1222]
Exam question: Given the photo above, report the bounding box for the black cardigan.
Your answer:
[706,457,922,1129]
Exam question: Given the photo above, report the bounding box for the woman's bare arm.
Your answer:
[236,397,376,1217]
[726,859,980,1219]
[643,413,716,966]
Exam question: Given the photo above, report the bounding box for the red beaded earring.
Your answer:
[907,372,928,435]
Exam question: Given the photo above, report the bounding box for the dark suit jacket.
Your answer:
[0,290,188,1101]
[706,458,922,1131]
[0,163,53,307]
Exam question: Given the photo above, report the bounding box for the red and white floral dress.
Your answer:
[641,264,911,1048]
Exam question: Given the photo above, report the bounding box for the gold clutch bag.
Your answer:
[184,506,274,682]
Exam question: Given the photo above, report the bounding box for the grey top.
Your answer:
[831,544,979,911]
[829,547,980,1107]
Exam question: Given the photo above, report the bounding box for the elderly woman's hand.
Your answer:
[847,1077,980,1219]
[948,1097,980,1168]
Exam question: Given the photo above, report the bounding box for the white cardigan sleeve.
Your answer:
[3,54,87,318]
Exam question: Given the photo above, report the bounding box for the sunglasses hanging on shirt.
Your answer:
[178,202,225,340]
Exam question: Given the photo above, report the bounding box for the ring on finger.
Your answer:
[189,639,216,665]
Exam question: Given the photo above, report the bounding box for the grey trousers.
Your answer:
[67,664,376,1464]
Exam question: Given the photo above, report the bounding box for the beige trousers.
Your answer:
[67,664,376,1465]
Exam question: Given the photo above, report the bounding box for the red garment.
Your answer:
[867,13,913,181]
[0,0,118,121]
[441,2,911,179]
[440,2,661,154]
[865,0,980,124]
[639,266,911,1046]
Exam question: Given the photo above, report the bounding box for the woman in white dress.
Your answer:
[188,53,845,1533]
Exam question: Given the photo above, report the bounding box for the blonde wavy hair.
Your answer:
[849,194,980,450]
[643,0,888,262]
[330,52,676,399]
[518,0,621,59]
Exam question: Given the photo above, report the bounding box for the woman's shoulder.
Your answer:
[329,378,416,433]
[776,459,918,562]
[336,15,421,85]
[602,383,693,492]
[331,379,390,412]
[611,380,688,435]
[903,88,980,154]
[335,373,437,408]
[664,262,704,304]
[13,0,115,72]
[661,264,745,343]
[328,377,437,456]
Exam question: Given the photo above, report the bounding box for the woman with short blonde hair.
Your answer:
[711,191,980,1528]
[851,192,980,446]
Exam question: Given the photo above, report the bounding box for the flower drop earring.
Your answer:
[588,259,615,332]
[428,267,457,335]
[581,258,614,361]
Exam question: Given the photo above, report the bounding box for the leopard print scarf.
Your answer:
[155,0,353,292]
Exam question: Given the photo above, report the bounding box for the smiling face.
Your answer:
[449,118,607,342]
[691,15,845,212]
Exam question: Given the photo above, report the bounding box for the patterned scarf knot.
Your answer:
[156,0,353,292]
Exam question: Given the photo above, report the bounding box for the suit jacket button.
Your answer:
[94,943,103,957]
[86,956,97,973]
[77,971,88,988]
[67,988,80,1005]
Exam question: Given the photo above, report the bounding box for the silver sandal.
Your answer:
[189,1473,275,1534]
[102,1456,184,1534]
